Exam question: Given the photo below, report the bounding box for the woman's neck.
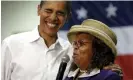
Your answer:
[79,64,89,71]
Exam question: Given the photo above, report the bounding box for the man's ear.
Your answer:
[37,5,41,16]
[66,12,71,23]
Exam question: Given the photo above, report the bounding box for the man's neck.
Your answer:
[41,34,57,48]
[38,26,57,48]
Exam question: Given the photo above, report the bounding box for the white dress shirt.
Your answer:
[1,27,73,80]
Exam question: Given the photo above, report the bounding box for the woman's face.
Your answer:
[72,33,94,70]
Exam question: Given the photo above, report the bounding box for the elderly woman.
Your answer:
[65,19,121,80]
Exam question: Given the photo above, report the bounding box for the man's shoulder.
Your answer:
[3,31,32,44]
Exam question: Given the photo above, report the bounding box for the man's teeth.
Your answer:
[47,23,56,28]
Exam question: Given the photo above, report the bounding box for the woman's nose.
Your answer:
[73,44,79,50]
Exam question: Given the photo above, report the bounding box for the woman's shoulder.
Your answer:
[64,69,121,80]
[99,69,121,80]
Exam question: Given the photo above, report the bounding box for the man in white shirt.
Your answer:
[2,1,72,80]
[1,1,122,80]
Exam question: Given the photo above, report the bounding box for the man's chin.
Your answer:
[48,32,57,37]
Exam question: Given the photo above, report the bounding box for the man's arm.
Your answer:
[1,39,12,80]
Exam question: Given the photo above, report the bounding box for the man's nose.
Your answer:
[50,13,58,21]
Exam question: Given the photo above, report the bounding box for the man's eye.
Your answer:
[44,9,52,13]
[57,12,65,16]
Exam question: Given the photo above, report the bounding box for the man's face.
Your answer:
[38,1,68,36]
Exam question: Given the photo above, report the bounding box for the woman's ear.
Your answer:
[37,5,41,16]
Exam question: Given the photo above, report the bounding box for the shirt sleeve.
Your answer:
[1,39,12,80]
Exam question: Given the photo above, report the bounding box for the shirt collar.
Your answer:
[68,68,100,78]
[28,26,65,49]
[57,35,67,49]
[28,27,40,43]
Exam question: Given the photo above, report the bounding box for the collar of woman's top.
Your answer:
[68,68,100,78]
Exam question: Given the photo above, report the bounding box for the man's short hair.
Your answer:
[40,1,71,15]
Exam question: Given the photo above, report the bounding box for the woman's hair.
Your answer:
[91,37,115,69]
[70,36,115,71]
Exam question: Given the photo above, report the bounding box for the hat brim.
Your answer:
[67,25,117,57]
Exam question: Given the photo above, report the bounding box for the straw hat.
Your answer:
[67,19,117,56]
